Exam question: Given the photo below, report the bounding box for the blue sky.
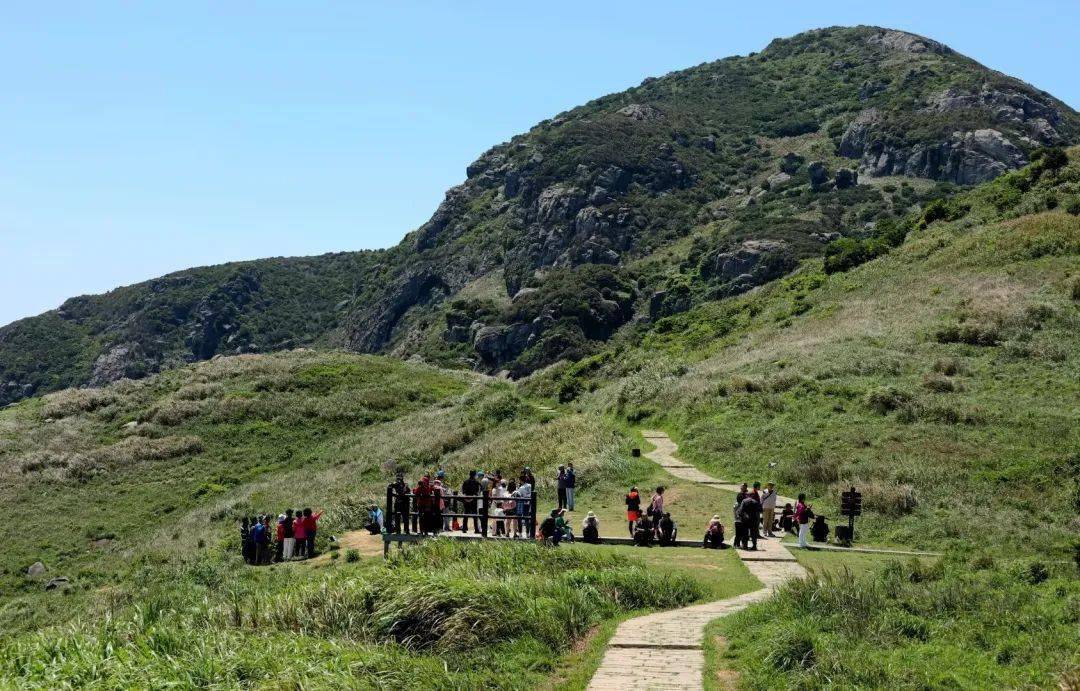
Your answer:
[2,1,1077,325]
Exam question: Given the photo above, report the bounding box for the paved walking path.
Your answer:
[588,431,806,691]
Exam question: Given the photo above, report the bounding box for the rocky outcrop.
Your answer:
[926,86,1065,145]
[617,103,665,121]
[866,29,950,55]
[347,271,452,352]
[89,342,149,387]
[702,240,797,295]
[840,104,1032,184]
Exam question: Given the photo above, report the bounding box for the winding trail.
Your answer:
[587,431,805,690]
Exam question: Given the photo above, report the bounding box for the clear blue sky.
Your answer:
[2,1,1077,325]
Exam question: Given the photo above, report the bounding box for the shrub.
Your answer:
[932,358,962,376]
[345,549,360,563]
[864,386,912,414]
[41,388,118,419]
[1065,197,1080,216]
[779,447,839,486]
[922,373,957,393]
[934,322,1001,347]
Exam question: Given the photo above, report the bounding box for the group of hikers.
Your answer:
[373,465,576,539]
[623,482,819,550]
[333,460,827,554]
[239,508,323,565]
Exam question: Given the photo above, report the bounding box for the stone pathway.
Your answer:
[588,431,806,691]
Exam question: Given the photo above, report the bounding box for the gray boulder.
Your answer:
[617,103,664,121]
[27,561,46,578]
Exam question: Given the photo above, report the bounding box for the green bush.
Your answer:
[345,549,360,563]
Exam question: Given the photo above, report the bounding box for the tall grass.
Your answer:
[0,541,704,688]
[721,556,1080,689]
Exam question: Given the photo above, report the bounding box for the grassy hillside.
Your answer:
[0,152,1076,689]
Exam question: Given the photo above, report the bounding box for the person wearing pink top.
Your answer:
[293,508,308,559]
[794,493,812,548]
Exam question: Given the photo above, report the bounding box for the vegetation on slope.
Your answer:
[4,26,1077,404]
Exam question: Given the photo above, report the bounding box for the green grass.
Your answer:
[0,540,711,689]
[713,555,1079,689]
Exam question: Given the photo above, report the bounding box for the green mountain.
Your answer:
[3,25,1078,406]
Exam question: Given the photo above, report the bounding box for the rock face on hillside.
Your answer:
[2,25,1078,403]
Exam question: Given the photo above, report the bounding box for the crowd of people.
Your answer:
[239,508,324,565]
[364,463,822,553]
[381,466,547,538]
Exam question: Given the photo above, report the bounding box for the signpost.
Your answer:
[838,486,862,545]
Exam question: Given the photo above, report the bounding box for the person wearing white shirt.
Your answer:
[761,482,779,537]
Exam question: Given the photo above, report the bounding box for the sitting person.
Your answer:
[365,505,385,535]
[779,503,795,534]
[539,509,562,546]
[811,514,830,543]
[555,508,574,543]
[633,514,654,547]
[703,515,727,549]
[581,511,601,544]
[657,512,678,546]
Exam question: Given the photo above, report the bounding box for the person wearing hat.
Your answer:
[582,511,601,544]
[703,515,726,549]
[521,466,536,488]
[761,482,778,537]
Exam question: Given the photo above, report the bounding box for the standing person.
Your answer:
[516,477,533,538]
[461,471,481,534]
[293,508,308,559]
[794,494,812,548]
[761,483,778,537]
[282,509,296,561]
[649,487,665,538]
[390,472,411,535]
[275,515,286,563]
[302,507,321,557]
[733,483,748,548]
[478,471,491,495]
[492,480,509,536]
[582,511,601,544]
[254,516,270,565]
[564,463,577,511]
[414,476,437,535]
[239,517,252,564]
[625,486,642,537]
[737,492,761,550]
[749,482,763,544]
[434,471,451,532]
[556,466,568,510]
[521,466,536,489]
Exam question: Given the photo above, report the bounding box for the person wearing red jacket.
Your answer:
[293,508,308,559]
[301,507,323,556]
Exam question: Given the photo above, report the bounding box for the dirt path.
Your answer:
[587,431,805,691]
